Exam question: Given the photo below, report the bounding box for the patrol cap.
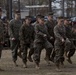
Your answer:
[37,15,44,19]
[57,16,64,19]
[48,12,54,16]
[64,17,70,21]
[14,10,20,14]
[36,14,42,19]
[39,15,44,19]
[0,7,2,12]
[25,16,32,20]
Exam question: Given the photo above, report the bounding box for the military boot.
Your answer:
[28,56,33,62]
[13,61,18,67]
[23,62,27,68]
[35,62,40,69]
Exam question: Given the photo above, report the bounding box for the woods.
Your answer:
[0,0,76,17]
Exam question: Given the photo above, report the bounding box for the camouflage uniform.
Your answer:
[64,25,75,59]
[33,23,53,64]
[46,20,56,43]
[27,21,39,61]
[45,20,56,61]
[9,19,22,62]
[54,24,71,66]
[27,22,38,60]
[0,19,4,58]
[19,24,34,64]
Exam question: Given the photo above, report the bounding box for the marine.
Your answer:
[9,10,22,66]
[45,12,56,62]
[54,17,71,71]
[19,16,34,68]
[33,15,53,69]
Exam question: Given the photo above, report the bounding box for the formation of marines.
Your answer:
[0,7,76,71]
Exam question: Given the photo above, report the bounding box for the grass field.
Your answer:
[0,49,76,75]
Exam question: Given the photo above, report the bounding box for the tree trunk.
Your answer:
[48,0,52,12]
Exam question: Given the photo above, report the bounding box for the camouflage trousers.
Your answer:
[54,39,71,65]
[10,39,20,62]
[67,40,75,58]
[33,41,53,64]
[21,43,34,64]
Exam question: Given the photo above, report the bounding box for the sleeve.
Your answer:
[35,25,45,36]
[9,20,14,38]
[54,26,63,40]
[19,25,25,44]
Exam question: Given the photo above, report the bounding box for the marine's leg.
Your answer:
[33,43,43,69]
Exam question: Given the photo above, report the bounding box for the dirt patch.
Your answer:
[0,50,76,75]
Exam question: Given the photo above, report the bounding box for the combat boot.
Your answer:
[55,63,61,72]
[23,62,27,68]
[28,56,33,62]
[67,57,72,64]
[13,61,18,67]
[35,62,40,69]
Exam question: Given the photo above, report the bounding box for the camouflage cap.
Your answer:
[48,12,54,16]
[57,16,64,19]
[15,10,20,14]
[64,17,70,21]
[25,16,32,20]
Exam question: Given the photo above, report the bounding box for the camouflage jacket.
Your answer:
[9,19,22,40]
[34,23,50,43]
[45,20,56,37]
[54,24,66,41]
[19,23,34,44]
